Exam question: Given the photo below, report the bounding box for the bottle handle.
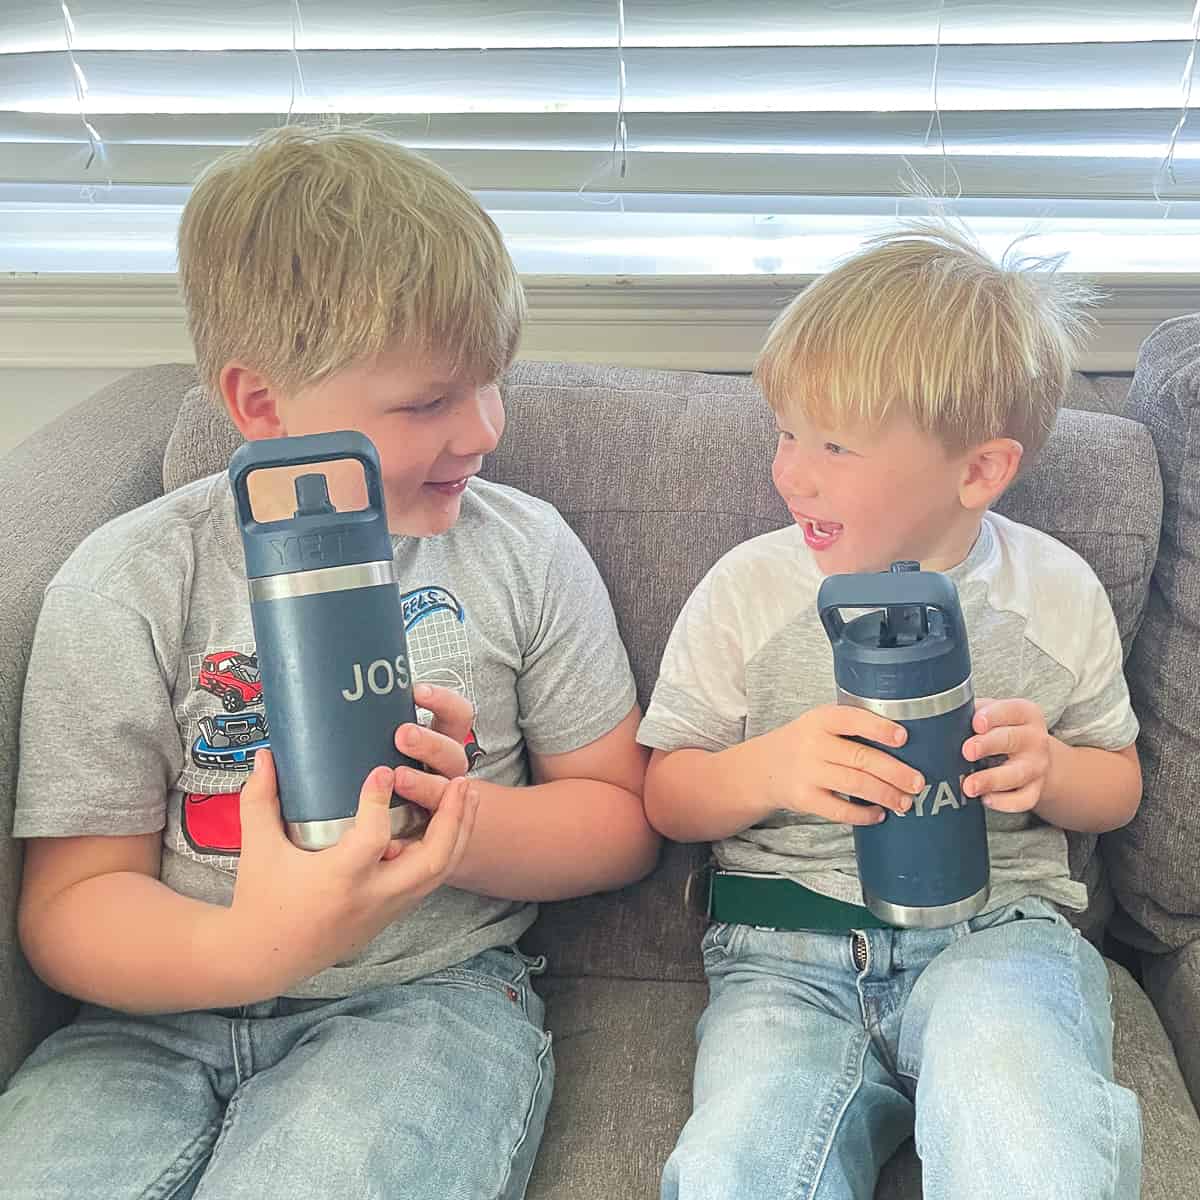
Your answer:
[228,431,384,530]
[817,570,963,647]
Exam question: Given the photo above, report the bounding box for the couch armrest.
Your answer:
[0,365,193,1086]
[1142,938,1200,1111]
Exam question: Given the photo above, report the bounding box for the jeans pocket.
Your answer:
[970,894,1061,934]
[441,947,552,1025]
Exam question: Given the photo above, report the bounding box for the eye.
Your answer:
[824,441,848,456]
[392,395,447,415]
[776,429,795,442]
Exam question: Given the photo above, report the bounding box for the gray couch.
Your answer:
[4,330,1200,1197]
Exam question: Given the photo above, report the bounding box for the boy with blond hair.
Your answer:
[639,226,1142,1199]
[0,127,656,1198]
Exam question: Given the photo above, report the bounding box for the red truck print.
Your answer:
[197,651,263,712]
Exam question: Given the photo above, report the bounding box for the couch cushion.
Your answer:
[1143,938,1200,1111]
[163,363,1161,981]
[995,408,1160,654]
[1112,313,1200,952]
[527,977,705,1200]
[162,381,240,494]
[1107,958,1200,1200]
[526,963,1200,1200]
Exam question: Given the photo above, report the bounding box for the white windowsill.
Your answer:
[0,271,1195,373]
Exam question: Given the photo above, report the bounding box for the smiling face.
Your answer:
[273,345,505,537]
[770,409,986,576]
[753,228,1089,579]
[225,343,505,537]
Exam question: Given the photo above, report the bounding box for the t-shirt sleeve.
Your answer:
[1051,574,1140,751]
[13,583,183,838]
[637,563,748,754]
[516,518,637,757]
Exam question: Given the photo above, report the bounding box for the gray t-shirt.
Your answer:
[15,472,636,997]
[638,513,1139,913]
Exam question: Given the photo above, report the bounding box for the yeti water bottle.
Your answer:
[229,431,427,850]
[818,561,990,927]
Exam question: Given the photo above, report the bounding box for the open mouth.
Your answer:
[795,514,843,551]
[425,477,470,496]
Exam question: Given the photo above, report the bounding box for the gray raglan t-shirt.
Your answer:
[638,513,1139,914]
[15,472,636,997]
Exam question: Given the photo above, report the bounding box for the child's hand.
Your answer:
[230,749,478,993]
[962,698,1051,813]
[754,704,923,826]
[386,683,474,858]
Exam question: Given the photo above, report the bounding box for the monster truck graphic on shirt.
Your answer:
[190,711,270,771]
[197,651,262,712]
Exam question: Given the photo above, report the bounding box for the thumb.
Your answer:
[238,749,286,849]
[338,765,398,861]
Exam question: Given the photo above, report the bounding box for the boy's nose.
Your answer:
[449,393,502,458]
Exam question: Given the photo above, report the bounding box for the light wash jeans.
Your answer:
[663,898,1141,1200]
[0,946,553,1200]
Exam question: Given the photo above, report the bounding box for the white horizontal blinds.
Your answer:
[1,0,1198,202]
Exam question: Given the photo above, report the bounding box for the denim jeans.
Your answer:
[663,898,1141,1200]
[0,947,554,1200]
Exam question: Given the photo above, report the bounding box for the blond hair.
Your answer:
[178,125,525,397]
[754,224,1096,456]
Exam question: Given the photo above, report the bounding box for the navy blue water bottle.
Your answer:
[229,431,427,850]
[818,561,990,927]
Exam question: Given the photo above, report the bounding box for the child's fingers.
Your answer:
[381,836,416,862]
[412,683,475,745]
[964,757,1036,799]
[821,765,913,814]
[824,705,907,747]
[379,775,477,865]
[392,765,453,811]
[965,725,1022,761]
[828,736,924,799]
[394,722,469,780]
[447,781,480,872]
[803,793,886,827]
[972,698,1038,734]
[381,776,468,893]
[237,750,287,851]
[979,783,1040,813]
[336,766,398,862]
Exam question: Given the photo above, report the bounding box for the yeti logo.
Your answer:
[266,531,348,568]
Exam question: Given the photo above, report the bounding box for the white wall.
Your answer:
[0,368,131,455]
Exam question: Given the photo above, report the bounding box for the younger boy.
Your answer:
[0,127,656,1199]
[639,227,1142,1199]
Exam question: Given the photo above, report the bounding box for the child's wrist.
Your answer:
[1032,735,1070,821]
[718,738,781,829]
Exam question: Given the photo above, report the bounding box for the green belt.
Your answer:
[708,869,893,931]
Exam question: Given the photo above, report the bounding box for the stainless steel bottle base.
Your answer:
[287,802,430,850]
[862,882,990,929]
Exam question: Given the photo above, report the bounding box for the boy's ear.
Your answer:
[959,437,1023,510]
[219,362,287,440]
